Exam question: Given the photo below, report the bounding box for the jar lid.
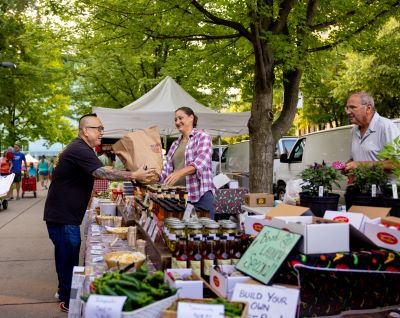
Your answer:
[205,222,220,229]
[187,223,203,229]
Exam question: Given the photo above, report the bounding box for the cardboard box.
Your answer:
[348,205,391,232]
[209,265,249,299]
[164,269,203,299]
[243,204,312,236]
[244,193,274,207]
[243,214,273,235]
[162,298,248,318]
[323,210,365,230]
[270,216,350,254]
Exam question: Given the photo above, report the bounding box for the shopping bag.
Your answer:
[112,126,163,184]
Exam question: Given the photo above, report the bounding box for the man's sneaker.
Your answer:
[59,302,69,313]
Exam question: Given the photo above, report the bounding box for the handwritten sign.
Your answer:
[177,302,224,318]
[84,295,127,318]
[231,283,299,318]
[235,226,301,284]
[183,203,195,220]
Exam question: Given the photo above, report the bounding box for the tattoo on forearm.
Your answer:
[93,167,131,181]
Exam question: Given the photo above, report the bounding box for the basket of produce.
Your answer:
[163,298,248,318]
[106,226,129,239]
[104,251,146,270]
[95,215,114,225]
[84,267,177,318]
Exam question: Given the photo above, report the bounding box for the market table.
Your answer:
[275,248,400,317]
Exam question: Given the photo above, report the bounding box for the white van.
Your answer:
[218,137,298,188]
[275,119,400,199]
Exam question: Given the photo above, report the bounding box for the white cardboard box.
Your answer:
[164,268,203,299]
[243,204,312,236]
[364,222,400,252]
[323,210,365,230]
[270,216,350,254]
[209,265,249,299]
[243,214,273,235]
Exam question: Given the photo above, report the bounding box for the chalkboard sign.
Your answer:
[235,226,301,284]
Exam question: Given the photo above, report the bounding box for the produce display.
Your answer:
[86,267,177,311]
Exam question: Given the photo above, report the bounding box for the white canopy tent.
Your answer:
[93,76,250,138]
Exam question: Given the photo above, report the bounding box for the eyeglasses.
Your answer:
[85,126,104,132]
[344,104,368,112]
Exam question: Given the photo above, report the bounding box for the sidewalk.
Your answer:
[0,183,66,318]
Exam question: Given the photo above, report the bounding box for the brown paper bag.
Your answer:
[112,126,163,183]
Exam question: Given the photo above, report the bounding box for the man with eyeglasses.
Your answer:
[345,92,399,171]
[43,113,156,313]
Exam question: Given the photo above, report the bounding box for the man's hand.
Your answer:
[345,160,359,171]
[133,166,157,182]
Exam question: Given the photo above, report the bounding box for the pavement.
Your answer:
[0,183,67,318]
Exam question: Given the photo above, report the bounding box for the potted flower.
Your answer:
[343,136,400,216]
[344,157,400,216]
[299,161,345,217]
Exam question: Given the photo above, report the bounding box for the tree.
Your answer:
[0,2,76,149]
[56,0,400,192]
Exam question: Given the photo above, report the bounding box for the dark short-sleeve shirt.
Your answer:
[44,138,103,225]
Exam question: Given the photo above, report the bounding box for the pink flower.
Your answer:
[332,161,346,170]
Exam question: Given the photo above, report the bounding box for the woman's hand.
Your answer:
[164,170,183,185]
[133,166,157,182]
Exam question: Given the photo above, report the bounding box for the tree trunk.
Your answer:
[248,43,275,193]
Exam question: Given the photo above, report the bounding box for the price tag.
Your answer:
[148,219,157,236]
[393,184,398,199]
[93,256,104,263]
[318,186,324,197]
[91,232,101,237]
[91,245,103,250]
[183,203,194,221]
[84,295,127,318]
[91,250,103,255]
[231,283,299,318]
[177,302,224,318]
[151,226,158,242]
[371,184,377,197]
[143,217,151,231]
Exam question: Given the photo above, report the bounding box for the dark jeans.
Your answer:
[193,190,215,219]
[47,224,81,306]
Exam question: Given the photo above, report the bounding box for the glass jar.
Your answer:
[204,222,220,238]
[167,223,186,251]
[220,221,238,236]
[186,222,203,238]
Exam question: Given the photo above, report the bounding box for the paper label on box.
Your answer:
[177,302,224,318]
[232,283,299,318]
[84,295,127,318]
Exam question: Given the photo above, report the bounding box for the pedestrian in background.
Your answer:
[10,144,27,200]
[38,155,49,189]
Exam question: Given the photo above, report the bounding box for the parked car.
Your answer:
[275,119,400,200]
[211,145,228,176]
[217,137,298,189]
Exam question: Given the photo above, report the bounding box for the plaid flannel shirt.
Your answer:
[160,128,215,203]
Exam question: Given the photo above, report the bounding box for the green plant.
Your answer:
[299,161,345,196]
[378,136,400,184]
[350,163,389,194]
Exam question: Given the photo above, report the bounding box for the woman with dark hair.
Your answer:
[160,106,215,218]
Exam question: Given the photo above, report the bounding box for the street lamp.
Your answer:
[0,61,16,68]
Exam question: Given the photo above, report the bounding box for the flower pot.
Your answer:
[299,192,340,217]
[345,193,400,217]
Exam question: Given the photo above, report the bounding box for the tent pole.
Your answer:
[218,135,222,174]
